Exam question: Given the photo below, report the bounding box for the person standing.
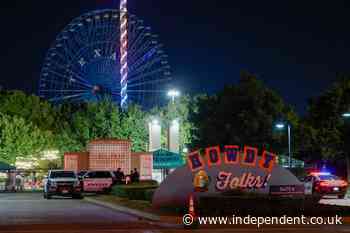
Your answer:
[130,170,135,183]
[15,174,23,192]
[133,168,140,183]
[115,168,122,184]
[120,169,125,182]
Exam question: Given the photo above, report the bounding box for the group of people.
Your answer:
[114,168,140,184]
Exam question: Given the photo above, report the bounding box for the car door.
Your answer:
[83,171,98,192]
[94,171,113,191]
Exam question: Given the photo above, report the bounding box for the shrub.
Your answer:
[111,185,129,198]
[138,180,158,186]
[144,189,156,202]
[111,182,158,201]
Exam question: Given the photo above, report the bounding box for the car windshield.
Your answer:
[318,175,339,180]
[50,171,76,179]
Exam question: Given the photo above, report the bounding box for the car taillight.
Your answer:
[319,181,330,187]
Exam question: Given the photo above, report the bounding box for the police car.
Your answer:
[81,171,115,193]
[304,172,348,199]
[43,170,82,199]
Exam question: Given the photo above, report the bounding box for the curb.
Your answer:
[84,197,161,222]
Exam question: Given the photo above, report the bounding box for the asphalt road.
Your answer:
[0,192,162,232]
[0,193,349,233]
[0,193,140,225]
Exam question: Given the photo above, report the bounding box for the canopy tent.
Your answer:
[0,161,16,171]
[152,149,184,169]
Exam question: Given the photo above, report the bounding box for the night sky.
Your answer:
[1,0,350,114]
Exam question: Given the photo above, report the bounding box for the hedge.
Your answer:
[144,189,155,202]
[111,181,158,201]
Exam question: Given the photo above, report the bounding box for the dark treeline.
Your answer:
[1,71,350,177]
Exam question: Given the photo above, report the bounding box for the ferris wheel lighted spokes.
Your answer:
[39,9,172,108]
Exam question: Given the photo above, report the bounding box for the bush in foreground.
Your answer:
[111,180,158,201]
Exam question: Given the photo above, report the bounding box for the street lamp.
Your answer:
[167,89,180,104]
[342,112,350,118]
[275,122,292,168]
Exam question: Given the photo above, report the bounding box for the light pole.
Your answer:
[167,89,180,104]
[148,117,161,152]
[275,122,292,168]
[342,112,350,188]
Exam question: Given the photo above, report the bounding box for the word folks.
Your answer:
[216,171,271,190]
[187,145,276,173]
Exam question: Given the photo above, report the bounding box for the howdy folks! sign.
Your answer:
[187,146,277,192]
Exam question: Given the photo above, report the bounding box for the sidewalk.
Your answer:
[84,196,183,229]
[84,197,161,222]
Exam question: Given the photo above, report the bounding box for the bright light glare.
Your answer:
[311,172,331,176]
[172,119,179,126]
[152,119,159,125]
[342,112,350,118]
[167,89,180,97]
[275,123,285,129]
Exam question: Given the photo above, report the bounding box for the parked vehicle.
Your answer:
[81,171,115,193]
[304,172,348,199]
[43,170,82,199]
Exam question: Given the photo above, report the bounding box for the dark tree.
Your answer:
[301,74,350,179]
[189,71,299,154]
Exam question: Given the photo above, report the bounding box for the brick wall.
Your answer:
[88,139,131,174]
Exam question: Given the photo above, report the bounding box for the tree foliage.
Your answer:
[0,90,56,131]
[55,99,148,153]
[300,74,350,161]
[0,113,53,165]
[189,71,299,154]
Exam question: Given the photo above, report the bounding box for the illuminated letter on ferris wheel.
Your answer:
[120,0,128,110]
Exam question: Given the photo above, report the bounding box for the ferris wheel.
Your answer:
[38,9,172,109]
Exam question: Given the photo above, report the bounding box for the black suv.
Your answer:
[44,170,83,199]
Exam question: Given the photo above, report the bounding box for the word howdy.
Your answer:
[187,145,277,173]
[216,171,271,191]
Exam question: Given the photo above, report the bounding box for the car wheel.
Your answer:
[46,194,52,199]
[338,194,346,199]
